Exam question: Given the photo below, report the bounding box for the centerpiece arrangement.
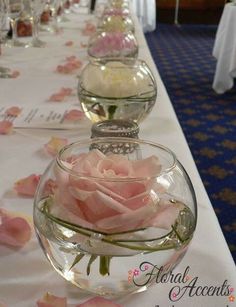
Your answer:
[34,138,197,297]
[33,0,198,300]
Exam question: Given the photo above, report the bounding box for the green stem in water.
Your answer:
[108,105,117,120]
[99,255,111,276]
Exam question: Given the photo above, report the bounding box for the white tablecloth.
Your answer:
[212,3,236,94]
[0,9,235,307]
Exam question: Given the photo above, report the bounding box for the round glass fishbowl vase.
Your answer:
[87,30,138,60]
[77,58,157,123]
[97,15,134,33]
[34,137,197,298]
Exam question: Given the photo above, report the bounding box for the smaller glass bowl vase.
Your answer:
[102,7,130,17]
[108,0,129,9]
[77,58,157,123]
[87,30,138,60]
[33,137,197,298]
[97,15,134,33]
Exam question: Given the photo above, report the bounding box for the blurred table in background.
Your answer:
[213,2,236,93]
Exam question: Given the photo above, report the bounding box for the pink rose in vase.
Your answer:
[51,149,181,234]
[88,31,138,59]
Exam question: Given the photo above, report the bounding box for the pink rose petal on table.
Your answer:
[37,293,67,307]
[14,174,41,197]
[48,93,65,102]
[5,106,22,117]
[82,23,96,36]
[60,87,73,96]
[44,137,68,157]
[66,55,77,62]
[77,297,122,307]
[64,109,84,121]
[65,41,73,46]
[0,209,31,248]
[11,70,20,78]
[0,121,13,134]
[80,42,87,48]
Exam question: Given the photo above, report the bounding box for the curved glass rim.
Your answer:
[56,137,177,182]
[83,57,147,68]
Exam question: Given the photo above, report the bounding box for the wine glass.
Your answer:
[29,0,47,47]
[0,0,12,78]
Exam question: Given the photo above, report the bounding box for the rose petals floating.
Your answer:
[5,106,22,117]
[0,209,31,248]
[77,297,122,307]
[64,109,84,121]
[14,174,41,197]
[0,121,13,135]
[37,293,67,307]
[44,137,68,157]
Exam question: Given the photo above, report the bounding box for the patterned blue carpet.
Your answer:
[145,23,236,262]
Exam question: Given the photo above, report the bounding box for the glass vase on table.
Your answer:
[33,137,197,297]
[87,30,139,61]
[77,57,157,124]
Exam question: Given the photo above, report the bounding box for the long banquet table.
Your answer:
[0,8,235,307]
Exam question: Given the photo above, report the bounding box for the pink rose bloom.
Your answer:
[53,150,181,234]
[37,293,67,307]
[0,209,31,248]
[14,174,41,197]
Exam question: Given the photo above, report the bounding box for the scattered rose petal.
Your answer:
[5,106,22,117]
[0,209,31,248]
[11,70,20,78]
[82,23,96,36]
[37,293,67,307]
[64,109,84,121]
[60,87,73,96]
[48,88,73,102]
[80,42,87,48]
[56,56,82,74]
[65,41,73,46]
[77,297,122,307]
[48,93,65,102]
[0,121,13,135]
[66,55,77,62]
[44,137,68,157]
[14,174,41,197]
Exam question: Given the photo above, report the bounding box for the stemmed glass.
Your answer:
[40,0,61,33]
[7,0,27,47]
[30,0,47,47]
[0,0,12,77]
